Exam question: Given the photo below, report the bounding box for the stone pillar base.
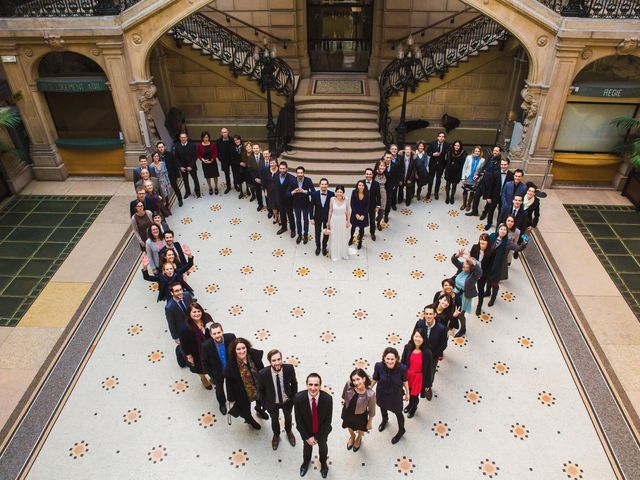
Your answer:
[30,144,67,181]
[1,157,33,193]
[124,143,149,181]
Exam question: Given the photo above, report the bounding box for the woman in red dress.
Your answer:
[400,328,433,418]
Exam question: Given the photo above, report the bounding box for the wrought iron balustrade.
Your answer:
[537,0,640,18]
[169,13,295,99]
[1,0,141,17]
[378,15,508,144]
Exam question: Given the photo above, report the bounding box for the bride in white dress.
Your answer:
[327,186,351,261]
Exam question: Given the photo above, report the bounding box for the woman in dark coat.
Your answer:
[223,337,268,429]
[400,329,433,418]
[523,182,541,229]
[265,158,281,224]
[232,135,248,198]
[414,141,429,200]
[444,140,466,205]
[470,233,495,315]
[450,249,483,314]
[433,279,465,337]
[179,302,213,390]
[349,180,369,250]
[487,223,528,306]
[371,347,409,444]
[141,249,194,302]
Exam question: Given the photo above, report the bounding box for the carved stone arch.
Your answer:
[572,48,640,83]
[31,47,110,84]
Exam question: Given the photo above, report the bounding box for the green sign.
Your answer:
[574,82,640,98]
[37,76,109,93]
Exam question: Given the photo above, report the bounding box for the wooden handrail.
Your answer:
[388,7,476,48]
[201,6,291,46]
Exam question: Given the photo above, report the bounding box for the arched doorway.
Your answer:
[37,52,124,175]
[307,0,374,72]
[552,55,640,186]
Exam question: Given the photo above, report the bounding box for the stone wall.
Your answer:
[391,54,514,126]
[150,45,278,120]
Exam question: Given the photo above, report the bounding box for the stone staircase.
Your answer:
[280,78,385,186]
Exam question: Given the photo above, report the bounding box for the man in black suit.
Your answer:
[363,168,380,241]
[251,144,267,212]
[414,304,447,400]
[173,132,200,198]
[498,194,528,232]
[216,127,235,194]
[130,186,156,216]
[294,373,332,478]
[480,158,513,231]
[159,230,187,266]
[426,131,450,200]
[258,349,298,450]
[387,144,401,212]
[157,141,183,207]
[202,322,236,415]
[398,145,417,206]
[309,178,334,256]
[468,145,502,216]
[275,161,296,237]
[287,166,315,245]
[165,283,194,366]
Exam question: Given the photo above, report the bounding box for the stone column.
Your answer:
[97,41,148,179]
[526,44,581,183]
[368,0,384,78]
[0,44,66,180]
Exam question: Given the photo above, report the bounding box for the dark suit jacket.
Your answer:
[174,141,197,169]
[525,197,540,229]
[309,190,335,224]
[274,172,295,207]
[363,179,381,210]
[294,390,333,440]
[286,176,315,209]
[224,348,264,411]
[501,180,527,211]
[215,137,234,167]
[399,155,417,183]
[427,141,450,171]
[485,170,514,201]
[414,319,448,357]
[401,343,434,391]
[498,207,528,232]
[159,242,187,266]
[201,333,236,381]
[142,256,193,302]
[164,291,194,340]
[256,156,271,184]
[257,364,298,411]
[160,150,180,180]
[470,243,495,280]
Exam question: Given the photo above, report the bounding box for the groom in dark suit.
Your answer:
[287,166,315,245]
[258,349,298,450]
[294,373,332,478]
[363,168,380,241]
[309,178,334,256]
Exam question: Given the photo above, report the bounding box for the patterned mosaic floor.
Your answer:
[565,204,640,318]
[0,195,110,326]
[24,191,615,479]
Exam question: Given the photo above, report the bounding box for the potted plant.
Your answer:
[612,117,640,209]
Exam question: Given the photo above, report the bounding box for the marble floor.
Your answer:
[23,189,616,479]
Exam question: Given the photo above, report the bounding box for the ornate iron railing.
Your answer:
[0,0,141,17]
[169,13,295,99]
[537,0,640,18]
[379,15,508,144]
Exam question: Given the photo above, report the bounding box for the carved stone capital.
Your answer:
[617,38,638,55]
[44,35,66,50]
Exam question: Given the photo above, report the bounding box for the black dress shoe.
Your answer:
[378,419,388,432]
[256,205,263,212]
[224,187,232,194]
[209,188,214,195]
[322,248,328,256]
[277,227,287,235]
[178,200,183,207]
[403,405,410,414]
[407,410,415,419]
[296,235,302,244]
[184,193,191,199]
[371,233,376,241]
[391,429,405,444]
[214,188,219,195]
[250,195,256,202]
[425,388,433,401]
[391,204,397,211]
[246,418,261,429]
[303,235,308,245]
[434,193,439,200]
[256,408,269,420]
[300,464,309,477]
[320,464,329,478]
[480,211,487,220]
[267,211,273,219]
[290,230,296,239]
[238,192,244,199]
[315,247,321,256]
[235,185,241,192]
[465,211,477,217]
[220,404,227,415]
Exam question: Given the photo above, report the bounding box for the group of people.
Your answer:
[129,127,543,477]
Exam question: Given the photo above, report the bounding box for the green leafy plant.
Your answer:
[611,116,640,169]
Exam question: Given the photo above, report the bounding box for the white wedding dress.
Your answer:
[328,197,350,261]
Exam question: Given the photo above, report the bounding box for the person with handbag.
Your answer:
[460,145,485,211]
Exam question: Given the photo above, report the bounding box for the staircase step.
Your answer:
[297,112,378,121]
[296,103,378,113]
[296,121,379,131]
[281,150,384,163]
[296,96,378,106]
[289,140,385,152]
[294,130,382,141]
